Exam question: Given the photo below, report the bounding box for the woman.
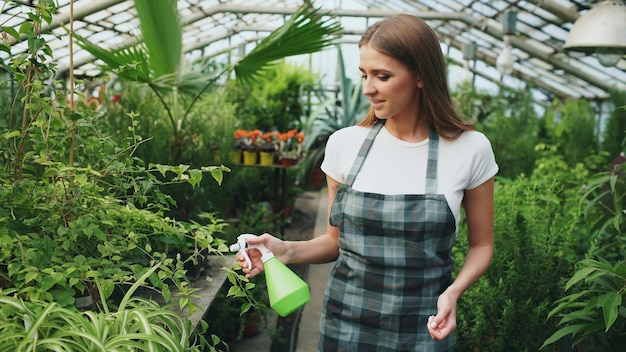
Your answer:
[238,14,498,351]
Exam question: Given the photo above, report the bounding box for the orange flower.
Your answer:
[235,129,262,151]
[278,129,305,159]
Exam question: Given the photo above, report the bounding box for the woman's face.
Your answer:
[359,44,422,120]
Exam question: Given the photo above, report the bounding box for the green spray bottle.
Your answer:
[230,234,311,317]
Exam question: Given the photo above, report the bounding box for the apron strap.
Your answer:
[345,120,385,186]
[425,128,439,194]
[345,120,439,194]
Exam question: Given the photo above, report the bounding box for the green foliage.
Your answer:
[299,49,369,185]
[227,61,320,132]
[454,150,593,351]
[542,98,600,168]
[224,202,282,241]
[134,0,182,78]
[0,263,216,351]
[460,86,542,179]
[99,81,241,219]
[0,1,231,317]
[454,86,605,180]
[543,259,626,351]
[542,163,626,351]
[74,1,341,170]
[233,3,342,84]
[602,90,626,158]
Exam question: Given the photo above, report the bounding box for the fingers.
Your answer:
[235,252,261,278]
[245,232,273,245]
[233,233,279,278]
[427,314,456,340]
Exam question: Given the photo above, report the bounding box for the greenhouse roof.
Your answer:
[1,0,625,102]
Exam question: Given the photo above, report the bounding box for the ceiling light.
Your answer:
[461,43,476,84]
[563,0,626,67]
[463,42,476,61]
[497,36,514,76]
[497,11,517,76]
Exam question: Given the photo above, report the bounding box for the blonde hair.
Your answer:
[357,15,473,139]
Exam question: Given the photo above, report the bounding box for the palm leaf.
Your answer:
[134,0,182,78]
[73,32,150,82]
[234,3,342,83]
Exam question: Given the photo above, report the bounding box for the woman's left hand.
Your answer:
[427,291,457,340]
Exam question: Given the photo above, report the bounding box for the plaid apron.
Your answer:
[320,121,456,352]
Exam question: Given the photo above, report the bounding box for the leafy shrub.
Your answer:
[543,162,626,351]
[453,149,598,351]
[541,99,601,168]
[456,85,542,179]
[0,1,230,311]
[601,91,626,159]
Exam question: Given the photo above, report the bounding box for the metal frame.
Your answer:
[1,0,624,101]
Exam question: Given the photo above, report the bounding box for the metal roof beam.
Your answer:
[191,4,466,22]
[459,14,624,94]
[525,0,579,23]
[190,5,623,93]
[446,38,577,100]
[45,0,126,30]
[53,3,623,96]
[11,0,127,42]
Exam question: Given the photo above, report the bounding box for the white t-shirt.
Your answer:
[321,125,499,227]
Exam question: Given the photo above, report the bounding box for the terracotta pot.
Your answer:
[243,310,262,337]
[280,157,299,167]
[308,160,326,188]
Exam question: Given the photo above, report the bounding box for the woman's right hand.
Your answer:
[236,233,287,278]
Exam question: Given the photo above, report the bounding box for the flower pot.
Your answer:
[280,157,299,167]
[308,159,326,188]
[231,150,242,164]
[243,310,262,337]
[259,151,275,165]
[242,151,258,165]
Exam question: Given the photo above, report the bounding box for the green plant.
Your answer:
[0,104,229,309]
[601,90,626,159]
[542,163,626,351]
[74,0,342,165]
[0,262,217,351]
[0,0,231,313]
[542,259,626,351]
[453,148,598,351]
[464,86,542,179]
[299,48,369,186]
[541,98,601,168]
[227,61,320,132]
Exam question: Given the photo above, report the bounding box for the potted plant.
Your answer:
[278,129,305,166]
[234,129,262,165]
[257,131,280,165]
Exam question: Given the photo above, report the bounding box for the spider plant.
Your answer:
[0,262,215,352]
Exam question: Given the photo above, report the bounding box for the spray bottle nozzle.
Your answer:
[229,233,275,270]
[229,233,311,317]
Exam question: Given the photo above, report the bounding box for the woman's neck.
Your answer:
[383,117,429,143]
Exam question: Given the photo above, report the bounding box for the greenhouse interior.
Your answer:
[0,0,625,351]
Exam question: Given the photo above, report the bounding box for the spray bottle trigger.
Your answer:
[229,242,250,270]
